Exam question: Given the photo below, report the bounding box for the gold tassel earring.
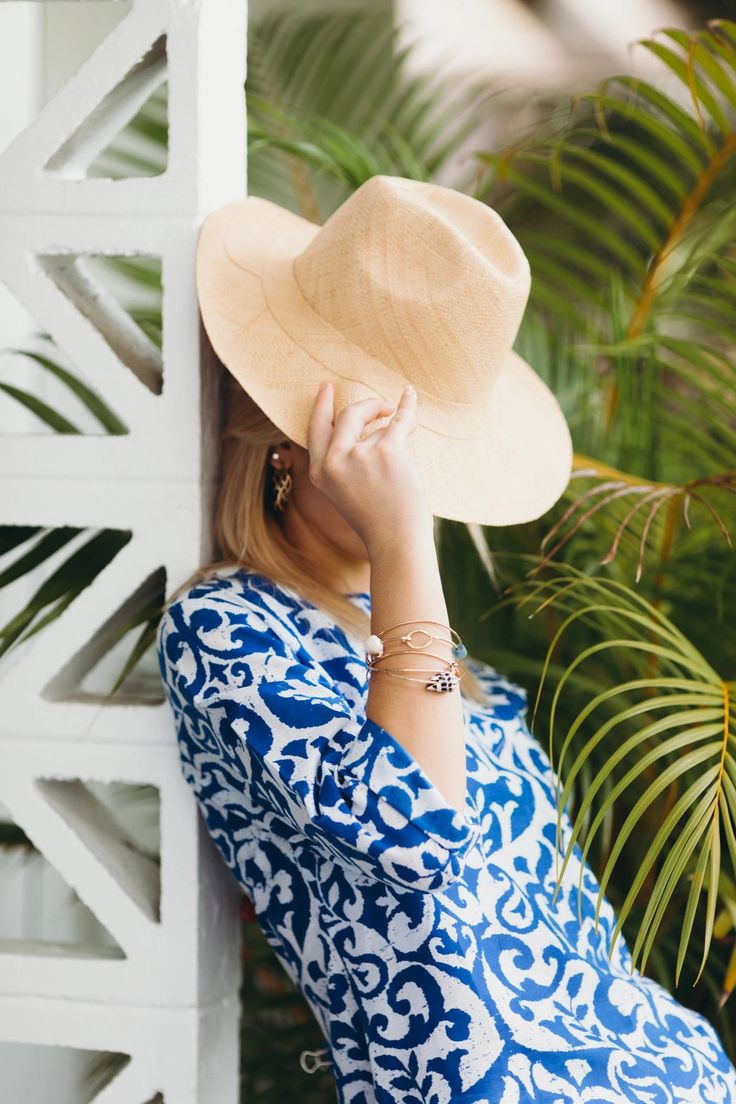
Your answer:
[271,452,293,511]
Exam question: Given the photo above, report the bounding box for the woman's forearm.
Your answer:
[364,530,467,814]
[304,379,466,810]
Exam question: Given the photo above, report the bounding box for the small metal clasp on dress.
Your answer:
[299,1046,331,1074]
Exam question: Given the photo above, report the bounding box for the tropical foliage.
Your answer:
[1,6,735,1100]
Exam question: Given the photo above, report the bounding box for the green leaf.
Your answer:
[589,736,723,916]
[105,615,161,700]
[0,530,131,659]
[0,527,41,556]
[573,127,689,201]
[478,159,645,274]
[9,349,128,435]
[633,792,716,972]
[556,143,675,228]
[608,769,720,954]
[0,527,83,590]
[516,229,613,285]
[605,76,714,158]
[557,701,723,856]
[0,383,81,434]
[643,38,731,135]
[677,831,713,983]
[583,89,706,174]
[672,29,736,113]
[526,151,663,250]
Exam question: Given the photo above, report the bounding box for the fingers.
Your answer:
[307,380,335,469]
[330,392,396,452]
[381,384,418,442]
[308,380,417,471]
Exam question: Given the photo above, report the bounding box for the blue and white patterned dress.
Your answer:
[156,565,736,1104]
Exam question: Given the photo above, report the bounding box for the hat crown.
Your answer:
[292,175,530,406]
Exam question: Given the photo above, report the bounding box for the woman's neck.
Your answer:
[280,501,371,596]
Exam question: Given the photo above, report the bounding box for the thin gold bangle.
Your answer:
[366,620,467,660]
[368,662,465,680]
[373,665,463,673]
[375,618,461,639]
[366,648,457,668]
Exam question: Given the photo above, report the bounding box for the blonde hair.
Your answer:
[166,324,486,705]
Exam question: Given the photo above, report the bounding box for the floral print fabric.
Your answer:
[156,566,736,1104]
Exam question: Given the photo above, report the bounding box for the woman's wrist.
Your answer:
[365,518,436,567]
[367,524,448,626]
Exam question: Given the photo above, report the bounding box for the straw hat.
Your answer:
[196,174,572,526]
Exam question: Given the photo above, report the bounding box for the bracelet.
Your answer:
[363,619,467,693]
[364,619,467,661]
[367,663,464,693]
[366,647,457,669]
[367,648,465,693]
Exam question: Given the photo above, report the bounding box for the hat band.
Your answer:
[258,255,497,441]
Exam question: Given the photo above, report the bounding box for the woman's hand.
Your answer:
[307,381,434,556]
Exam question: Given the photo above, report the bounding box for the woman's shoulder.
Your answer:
[156,566,307,652]
[155,569,306,708]
[165,566,302,614]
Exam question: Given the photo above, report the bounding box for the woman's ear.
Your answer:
[269,440,293,471]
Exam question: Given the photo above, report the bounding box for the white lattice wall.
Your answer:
[0,1,246,1099]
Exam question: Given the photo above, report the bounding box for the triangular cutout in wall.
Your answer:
[0,1040,131,1104]
[42,32,168,180]
[84,780,160,864]
[0,806,125,959]
[34,253,163,396]
[42,566,166,705]
[0,277,129,436]
[33,779,161,925]
[0,1,133,162]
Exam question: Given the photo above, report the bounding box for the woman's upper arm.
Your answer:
[157,588,481,893]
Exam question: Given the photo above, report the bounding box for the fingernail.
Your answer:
[404,384,414,396]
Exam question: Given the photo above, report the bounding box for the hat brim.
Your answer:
[196,196,573,526]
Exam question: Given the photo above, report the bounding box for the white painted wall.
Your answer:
[0,2,44,435]
[42,1,132,103]
[0,1,246,1100]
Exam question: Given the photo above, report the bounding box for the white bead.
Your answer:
[364,634,384,658]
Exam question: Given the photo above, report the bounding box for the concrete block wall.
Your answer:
[0,1,247,1099]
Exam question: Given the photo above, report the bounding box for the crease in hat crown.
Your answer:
[222,175,532,414]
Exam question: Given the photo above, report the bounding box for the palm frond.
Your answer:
[476,21,736,492]
[246,4,496,214]
[512,563,735,983]
[538,457,736,580]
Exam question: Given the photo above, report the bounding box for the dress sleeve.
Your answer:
[158,590,481,894]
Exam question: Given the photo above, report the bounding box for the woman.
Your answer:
[157,176,736,1103]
